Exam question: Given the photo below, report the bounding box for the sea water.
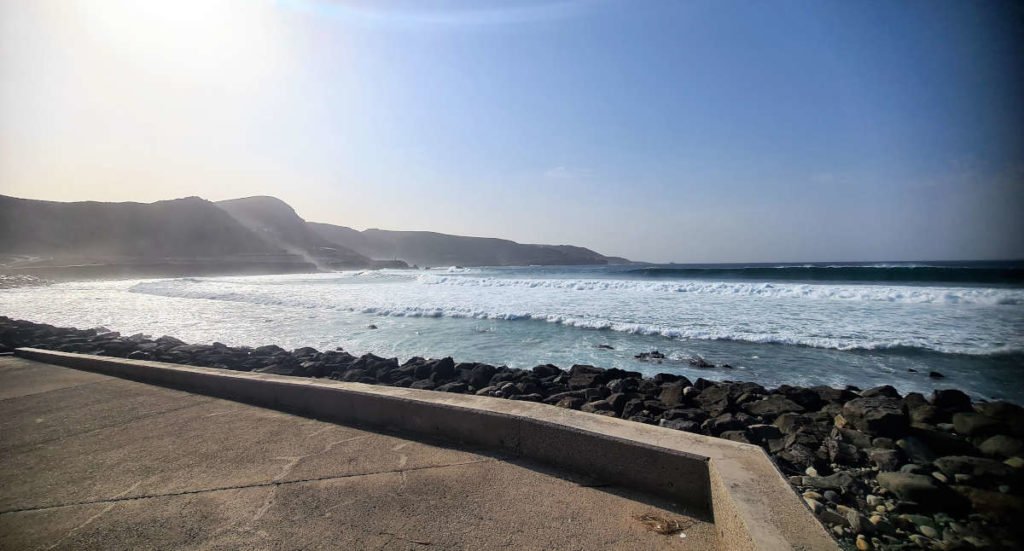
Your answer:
[2,262,1022,402]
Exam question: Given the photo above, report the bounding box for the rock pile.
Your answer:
[1,316,1020,550]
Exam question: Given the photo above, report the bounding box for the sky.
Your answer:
[1,0,1022,263]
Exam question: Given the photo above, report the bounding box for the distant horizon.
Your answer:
[2,1,1021,263]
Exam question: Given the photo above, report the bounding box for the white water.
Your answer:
[2,267,1022,401]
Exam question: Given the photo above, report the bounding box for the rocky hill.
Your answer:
[309,222,628,267]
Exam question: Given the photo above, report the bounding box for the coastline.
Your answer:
[1,316,1021,550]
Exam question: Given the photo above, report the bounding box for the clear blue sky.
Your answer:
[1,0,1021,262]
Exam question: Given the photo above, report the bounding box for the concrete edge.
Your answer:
[15,348,838,551]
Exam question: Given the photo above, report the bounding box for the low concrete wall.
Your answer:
[15,348,837,551]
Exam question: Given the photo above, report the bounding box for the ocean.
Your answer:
[3,261,1022,402]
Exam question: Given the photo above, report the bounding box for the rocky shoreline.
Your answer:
[1,316,1020,550]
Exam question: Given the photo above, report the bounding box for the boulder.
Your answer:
[747,424,783,444]
[658,381,689,408]
[744,395,805,418]
[868,448,902,471]
[875,472,968,513]
[567,364,607,389]
[931,389,972,412]
[952,412,1000,437]
[660,419,699,432]
[842,397,908,437]
[933,455,1016,484]
[979,435,1023,459]
[861,385,901,399]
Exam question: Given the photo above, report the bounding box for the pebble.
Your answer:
[998,485,1010,493]
[802,491,823,501]
[866,494,883,507]
[1006,456,1024,468]
[932,471,948,483]
[805,466,819,477]
[804,498,823,514]
[856,534,871,550]
[919,525,938,539]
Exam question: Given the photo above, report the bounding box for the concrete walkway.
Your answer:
[0,356,717,550]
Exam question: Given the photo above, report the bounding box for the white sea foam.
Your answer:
[122,274,1024,356]
[415,274,1024,305]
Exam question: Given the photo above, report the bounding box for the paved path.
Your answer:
[0,356,717,550]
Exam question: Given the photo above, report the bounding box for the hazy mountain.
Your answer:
[216,196,376,268]
[308,222,629,267]
[0,194,625,279]
[0,194,276,258]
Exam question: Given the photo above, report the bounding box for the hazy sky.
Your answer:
[1,0,1022,263]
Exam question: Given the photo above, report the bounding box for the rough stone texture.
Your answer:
[841,397,909,437]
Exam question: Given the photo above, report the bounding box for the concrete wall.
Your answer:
[15,347,838,551]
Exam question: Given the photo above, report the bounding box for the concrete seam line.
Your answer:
[0,458,497,515]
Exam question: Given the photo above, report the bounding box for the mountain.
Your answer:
[0,194,275,258]
[0,194,626,279]
[215,196,380,269]
[308,222,629,267]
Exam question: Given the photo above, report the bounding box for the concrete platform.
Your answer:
[0,356,718,550]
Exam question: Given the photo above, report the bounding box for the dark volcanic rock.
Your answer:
[744,395,804,418]
[841,397,908,437]
[567,364,607,389]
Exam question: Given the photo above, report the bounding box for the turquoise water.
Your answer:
[2,262,1022,402]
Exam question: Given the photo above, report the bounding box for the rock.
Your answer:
[861,385,901,399]
[975,401,1024,438]
[876,472,969,513]
[775,412,812,434]
[720,430,752,444]
[580,400,613,413]
[803,472,857,492]
[842,397,909,437]
[367,324,378,329]
[897,436,937,465]
[979,435,1023,459]
[846,509,876,535]
[931,389,972,412]
[906,426,976,457]
[817,508,849,528]
[466,363,497,388]
[933,455,1015,484]
[660,419,699,432]
[919,525,939,538]
[868,448,901,471]
[952,412,1000,437]
[634,350,666,360]
[567,364,607,389]
[746,423,783,444]
[954,486,1024,524]
[429,357,456,380]
[555,396,585,409]
[702,413,747,435]
[1005,456,1024,469]
[688,355,714,368]
[744,395,805,418]
[855,534,871,551]
[532,364,561,378]
[658,381,689,408]
[434,381,468,393]
[804,497,823,514]
[595,344,614,350]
